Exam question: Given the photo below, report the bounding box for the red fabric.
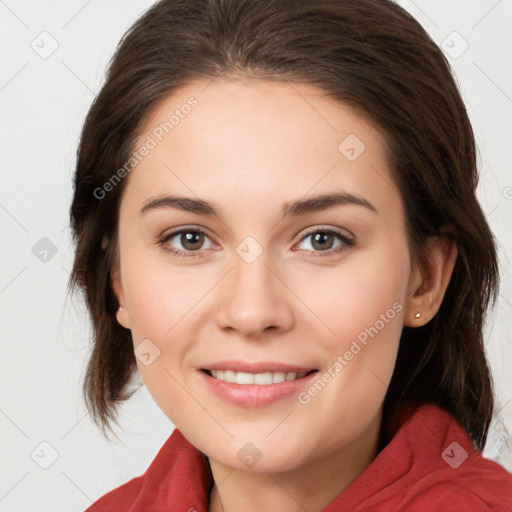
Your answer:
[85,403,512,511]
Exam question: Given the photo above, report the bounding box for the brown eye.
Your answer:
[295,228,354,256]
[310,232,335,251]
[179,231,205,250]
[159,227,215,258]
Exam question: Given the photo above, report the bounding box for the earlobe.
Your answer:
[116,306,131,329]
[111,266,131,329]
[404,237,457,327]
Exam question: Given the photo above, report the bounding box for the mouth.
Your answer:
[201,368,318,385]
[199,363,321,407]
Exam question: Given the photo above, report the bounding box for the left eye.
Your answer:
[295,229,353,254]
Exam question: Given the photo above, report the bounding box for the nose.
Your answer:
[215,248,294,339]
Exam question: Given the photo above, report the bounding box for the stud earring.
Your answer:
[414,312,421,318]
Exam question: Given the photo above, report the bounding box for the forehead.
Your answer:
[125,78,400,217]
[138,77,385,157]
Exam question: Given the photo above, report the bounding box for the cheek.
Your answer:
[120,261,211,425]
[292,244,408,422]
[296,246,408,353]
[119,245,222,399]
[121,245,212,341]
[291,244,408,415]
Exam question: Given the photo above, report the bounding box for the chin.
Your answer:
[206,435,308,474]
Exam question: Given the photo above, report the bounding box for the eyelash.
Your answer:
[158,226,355,259]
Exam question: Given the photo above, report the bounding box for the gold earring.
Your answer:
[414,312,421,318]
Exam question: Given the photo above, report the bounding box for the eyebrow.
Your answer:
[139,191,378,217]
[283,191,378,217]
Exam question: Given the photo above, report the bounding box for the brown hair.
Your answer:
[69,0,499,449]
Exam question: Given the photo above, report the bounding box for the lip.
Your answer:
[201,360,316,374]
[198,365,319,408]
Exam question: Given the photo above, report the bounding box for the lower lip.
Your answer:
[198,370,319,407]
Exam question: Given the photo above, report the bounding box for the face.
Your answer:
[112,77,417,473]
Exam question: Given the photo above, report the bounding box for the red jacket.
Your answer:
[85,403,512,511]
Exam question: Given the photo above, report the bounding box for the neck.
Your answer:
[208,413,382,512]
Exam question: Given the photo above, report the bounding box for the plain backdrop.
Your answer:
[0,1,511,510]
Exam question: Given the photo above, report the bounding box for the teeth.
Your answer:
[254,372,273,385]
[236,371,255,384]
[209,370,308,385]
[224,370,236,383]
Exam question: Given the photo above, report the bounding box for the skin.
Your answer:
[112,77,457,512]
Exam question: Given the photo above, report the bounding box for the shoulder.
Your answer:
[376,403,512,511]
[84,475,144,511]
[401,456,512,511]
[83,428,211,511]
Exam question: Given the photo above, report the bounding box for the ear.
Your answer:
[404,236,457,327]
[111,265,131,329]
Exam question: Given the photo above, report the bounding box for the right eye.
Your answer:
[159,227,217,258]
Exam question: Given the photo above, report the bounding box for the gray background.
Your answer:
[1,1,511,510]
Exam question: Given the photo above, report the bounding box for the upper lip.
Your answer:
[201,360,317,373]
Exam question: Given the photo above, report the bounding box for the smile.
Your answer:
[199,367,320,407]
[204,369,313,385]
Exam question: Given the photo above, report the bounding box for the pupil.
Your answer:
[313,232,333,251]
[182,232,203,250]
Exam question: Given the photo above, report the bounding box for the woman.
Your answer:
[70,0,512,510]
